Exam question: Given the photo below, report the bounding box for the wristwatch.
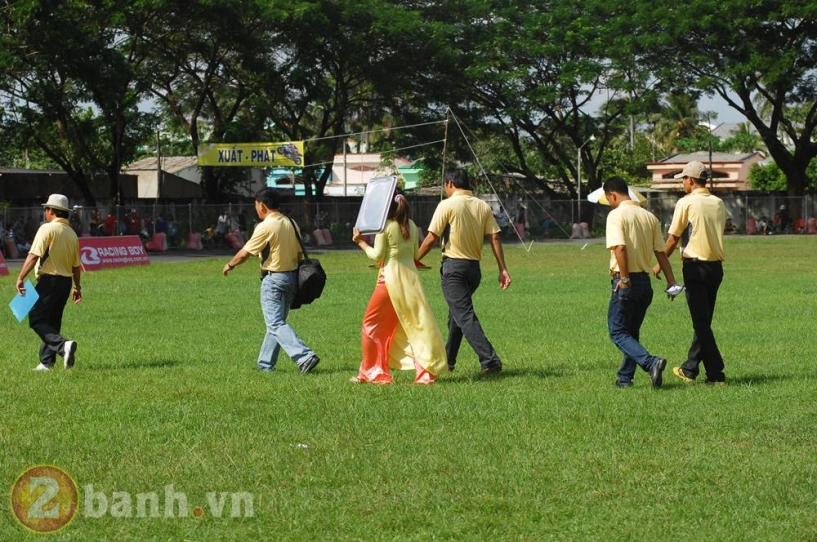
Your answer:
[620,276,630,284]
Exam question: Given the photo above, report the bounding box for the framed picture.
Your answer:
[354,176,398,234]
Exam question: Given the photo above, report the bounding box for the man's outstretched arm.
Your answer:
[417,231,440,261]
[489,233,511,289]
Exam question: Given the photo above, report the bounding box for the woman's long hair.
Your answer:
[388,193,411,240]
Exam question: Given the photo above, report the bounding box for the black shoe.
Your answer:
[447,364,456,372]
[299,355,320,374]
[480,363,502,375]
[650,358,667,388]
[616,381,633,388]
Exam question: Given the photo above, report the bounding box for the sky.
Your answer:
[699,94,745,124]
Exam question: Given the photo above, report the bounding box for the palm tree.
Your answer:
[652,93,705,152]
[724,122,767,154]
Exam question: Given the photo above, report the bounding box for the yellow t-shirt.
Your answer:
[427,190,500,260]
[606,201,665,274]
[242,212,302,272]
[668,188,726,261]
[30,218,80,277]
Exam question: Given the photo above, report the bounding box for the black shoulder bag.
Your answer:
[288,217,327,309]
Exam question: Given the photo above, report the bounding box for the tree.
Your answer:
[143,0,270,202]
[393,0,656,224]
[722,122,766,154]
[250,0,434,203]
[652,93,705,152]
[748,162,787,191]
[749,160,817,191]
[0,0,155,204]
[629,0,817,210]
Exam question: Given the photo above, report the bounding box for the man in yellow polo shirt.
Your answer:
[602,177,681,388]
[16,194,82,371]
[223,188,320,374]
[661,161,727,384]
[417,169,511,374]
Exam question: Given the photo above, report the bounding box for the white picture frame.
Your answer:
[354,176,398,234]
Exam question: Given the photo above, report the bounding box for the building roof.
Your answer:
[124,156,200,174]
[711,123,752,140]
[0,168,138,202]
[647,151,765,191]
[651,151,763,165]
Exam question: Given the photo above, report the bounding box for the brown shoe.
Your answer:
[480,364,503,375]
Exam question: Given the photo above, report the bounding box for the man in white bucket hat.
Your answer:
[15,194,82,371]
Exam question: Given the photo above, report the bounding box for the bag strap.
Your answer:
[287,216,309,259]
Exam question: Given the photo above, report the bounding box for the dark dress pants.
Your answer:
[29,275,73,366]
[680,260,725,381]
[440,258,502,370]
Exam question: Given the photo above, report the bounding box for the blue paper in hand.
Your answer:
[9,280,39,322]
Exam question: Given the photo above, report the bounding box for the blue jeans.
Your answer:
[607,273,660,384]
[258,272,314,370]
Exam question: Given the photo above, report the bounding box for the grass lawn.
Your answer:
[2,235,817,540]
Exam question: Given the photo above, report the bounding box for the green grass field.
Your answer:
[2,236,817,541]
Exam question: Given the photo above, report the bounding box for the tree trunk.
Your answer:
[71,171,97,207]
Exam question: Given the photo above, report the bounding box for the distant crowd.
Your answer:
[744,206,817,235]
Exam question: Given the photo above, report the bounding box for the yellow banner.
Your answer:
[197,142,304,167]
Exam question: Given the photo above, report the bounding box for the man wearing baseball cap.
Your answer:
[658,161,727,384]
[15,194,82,371]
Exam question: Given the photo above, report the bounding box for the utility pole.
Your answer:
[577,135,596,223]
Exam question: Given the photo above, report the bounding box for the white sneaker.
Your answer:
[33,363,51,371]
[63,340,77,369]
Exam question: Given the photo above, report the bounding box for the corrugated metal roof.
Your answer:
[124,156,200,174]
[656,151,762,164]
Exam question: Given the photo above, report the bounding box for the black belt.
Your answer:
[612,272,647,279]
[260,269,296,278]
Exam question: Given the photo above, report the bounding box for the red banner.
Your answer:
[0,252,7,276]
[79,236,150,271]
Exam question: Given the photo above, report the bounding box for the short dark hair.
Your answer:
[602,176,629,196]
[47,208,70,219]
[254,188,281,210]
[444,169,471,190]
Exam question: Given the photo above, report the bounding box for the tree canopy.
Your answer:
[2,0,817,204]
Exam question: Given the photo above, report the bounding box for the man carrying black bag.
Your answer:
[223,188,320,373]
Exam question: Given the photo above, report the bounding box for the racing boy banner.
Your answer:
[197,142,304,167]
[79,236,150,271]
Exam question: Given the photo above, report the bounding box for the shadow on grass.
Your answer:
[87,359,181,371]
[719,373,795,386]
[440,366,565,383]
[658,372,794,389]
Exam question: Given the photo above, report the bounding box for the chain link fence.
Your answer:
[2,193,816,258]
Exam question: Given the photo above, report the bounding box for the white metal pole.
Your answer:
[577,146,582,224]
[343,141,348,197]
[577,135,595,224]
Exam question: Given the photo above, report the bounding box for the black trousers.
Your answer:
[680,260,725,381]
[29,274,72,366]
[440,258,502,370]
